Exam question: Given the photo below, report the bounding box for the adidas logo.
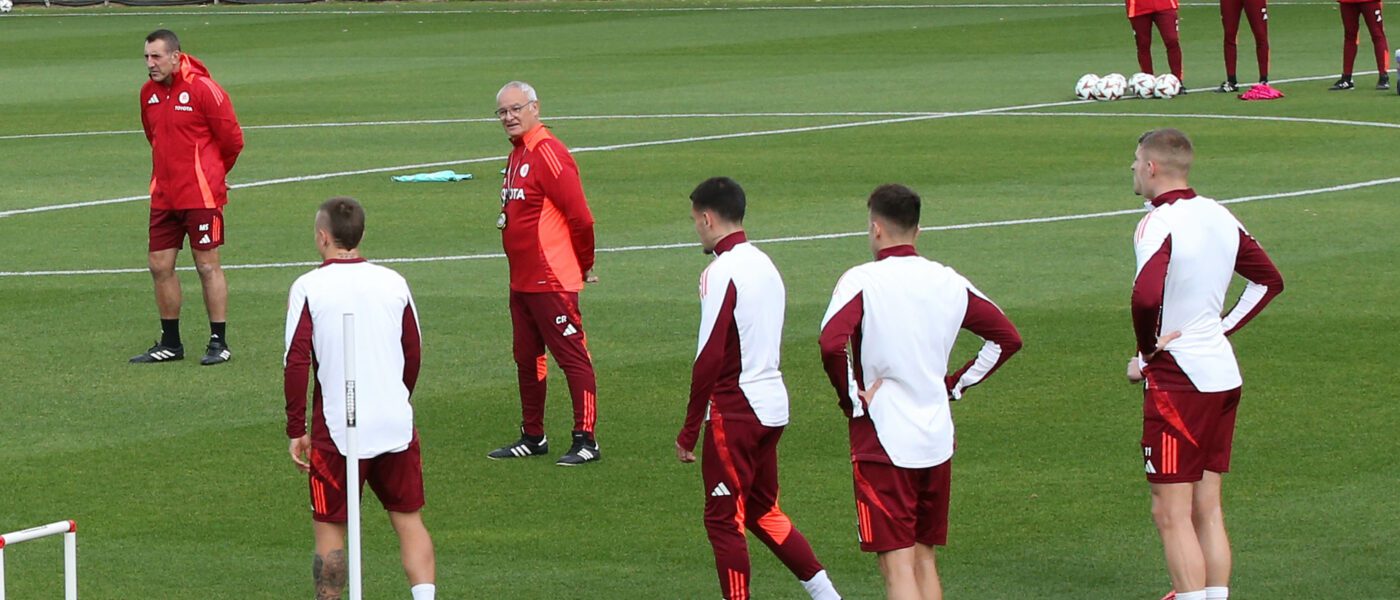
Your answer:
[199,234,211,245]
[147,93,160,105]
[150,349,178,360]
[710,482,732,497]
[1144,447,1156,474]
[562,324,578,337]
[577,447,595,460]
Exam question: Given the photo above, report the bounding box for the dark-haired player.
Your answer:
[677,177,842,600]
[819,184,1022,600]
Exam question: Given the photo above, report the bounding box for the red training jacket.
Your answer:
[140,53,244,211]
[1126,0,1178,18]
[499,124,596,293]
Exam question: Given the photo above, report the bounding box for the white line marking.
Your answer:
[982,111,1400,130]
[2,175,1393,278]
[3,2,1333,18]
[0,102,1079,219]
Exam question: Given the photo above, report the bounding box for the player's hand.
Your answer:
[675,441,696,463]
[1126,356,1145,383]
[585,269,599,284]
[289,435,312,473]
[1141,330,1182,362]
[858,379,883,408]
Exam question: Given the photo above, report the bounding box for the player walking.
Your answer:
[677,177,842,600]
[133,29,243,365]
[819,184,1022,600]
[284,197,437,600]
[1127,129,1284,600]
[486,81,602,466]
[1127,0,1186,86]
[1330,0,1391,89]
[1217,0,1270,91]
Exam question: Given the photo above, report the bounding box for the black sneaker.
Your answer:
[200,339,231,365]
[1377,74,1390,90]
[487,433,549,459]
[556,431,600,466]
[1217,80,1239,93]
[1329,78,1355,90]
[130,341,184,363]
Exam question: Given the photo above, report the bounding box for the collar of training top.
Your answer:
[876,244,918,261]
[1150,188,1197,207]
[712,231,748,255]
[512,123,550,148]
[319,257,367,268]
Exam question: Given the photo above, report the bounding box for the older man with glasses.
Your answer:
[485,81,602,466]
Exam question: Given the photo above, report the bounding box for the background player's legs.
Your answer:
[1131,15,1157,74]
[149,249,181,322]
[1341,3,1363,79]
[1220,0,1244,81]
[741,429,836,599]
[192,248,227,323]
[312,521,349,600]
[1155,11,1184,81]
[1360,1,1390,77]
[1243,0,1270,81]
[388,510,436,596]
[1152,482,1206,594]
[510,292,549,438]
[1192,472,1231,590]
[877,546,939,600]
[702,419,754,599]
[912,544,940,600]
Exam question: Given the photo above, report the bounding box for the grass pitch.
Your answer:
[1,1,1398,597]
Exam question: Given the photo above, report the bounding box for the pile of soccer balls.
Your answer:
[0,0,13,13]
[1075,72,1181,100]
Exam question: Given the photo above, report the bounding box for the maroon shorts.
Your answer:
[1141,387,1241,483]
[307,436,425,523]
[149,207,224,252]
[852,459,952,552]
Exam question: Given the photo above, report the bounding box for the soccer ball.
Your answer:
[1129,73,1156,98]
[0,0,13,13]
[1154,74,1182,99]
[1093,74,1127,101]
[1075,74,1100,100]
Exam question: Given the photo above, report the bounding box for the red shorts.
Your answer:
[307,436,425,523]
[149,207,224,252]
[1141,387,1241,483]
[852,459,952,552]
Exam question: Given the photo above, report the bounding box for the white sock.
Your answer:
[800,570,841,600]
[1205,586,1228,599]
[410,583,435,600]
[1175,591,1207,600]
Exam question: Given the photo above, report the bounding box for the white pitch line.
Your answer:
[2,175,1392,279]
[984,111,1400,130]
[0,112,950,142]
[2,1,1333,18]
[0,101,1079,219]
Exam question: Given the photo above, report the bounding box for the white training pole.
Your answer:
[343,313,362,600]
[0,520,78,600]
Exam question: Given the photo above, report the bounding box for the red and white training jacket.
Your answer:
[820,245,1022,468]
[676,232,789,452]
[284,259,422,458]
[1132,189,1284,392]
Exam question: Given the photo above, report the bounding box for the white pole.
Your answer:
[63,530,76,600]
[343,313,362,600]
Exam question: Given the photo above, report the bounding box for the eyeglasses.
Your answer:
[495,101,536,118]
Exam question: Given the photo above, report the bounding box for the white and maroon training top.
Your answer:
[284,258,422,458]
[1132,189,1284,393]
[819,246,1022,469]
[677,232,789,452]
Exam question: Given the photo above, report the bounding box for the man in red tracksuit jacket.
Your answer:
[133,29,243,366]
[485,81,602,466]
[1128,0,1186,86]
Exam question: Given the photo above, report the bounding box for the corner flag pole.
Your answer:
[343,313,362,600]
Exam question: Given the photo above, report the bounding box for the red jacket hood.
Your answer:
[178,53,211,84]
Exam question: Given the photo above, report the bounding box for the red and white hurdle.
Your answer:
[0,520,77,600]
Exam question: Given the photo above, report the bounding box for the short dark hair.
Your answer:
[689,177,746,224]
[318,196,365,250]
[145,29,181,52]
[867,184,920,232]
[1137,128,1194,175]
